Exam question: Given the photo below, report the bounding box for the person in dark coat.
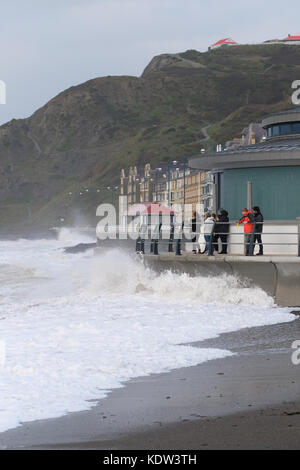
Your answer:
[191,211,198,253]
[213,209,229,254]
[252,206,264,255]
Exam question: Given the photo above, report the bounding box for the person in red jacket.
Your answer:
[237,208,254,255]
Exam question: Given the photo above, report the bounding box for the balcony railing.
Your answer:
[134,221,300,257]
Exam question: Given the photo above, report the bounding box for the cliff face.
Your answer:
[1,44,300,231]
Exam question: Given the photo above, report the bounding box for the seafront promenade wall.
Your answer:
[143,254,300,307]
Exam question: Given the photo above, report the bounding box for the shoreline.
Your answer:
[0,318,299,450]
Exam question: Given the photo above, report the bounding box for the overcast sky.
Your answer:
[0,0,299,125]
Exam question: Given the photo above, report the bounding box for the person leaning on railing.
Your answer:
[237,208,254,256]
[252,206,264,256]
[203,212,215,255]
[191,211,198,254]
[213,209,229,254]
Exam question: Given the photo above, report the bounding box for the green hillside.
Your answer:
[0,43,300,232]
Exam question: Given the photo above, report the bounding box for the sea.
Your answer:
[0,228,294,433]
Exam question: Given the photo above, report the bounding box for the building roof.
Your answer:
[125,203,174,216]
[284,34,300,40]
[262,107,300,129]
[189,137,300,172]
[212,138,300,156]
[270,107,300,116]
[211,38,238,48]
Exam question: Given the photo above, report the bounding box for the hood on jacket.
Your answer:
[252,206,261,214]
[242,210,251,217]
[220,210,228,217]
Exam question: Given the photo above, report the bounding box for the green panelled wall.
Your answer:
[220,167,300,220]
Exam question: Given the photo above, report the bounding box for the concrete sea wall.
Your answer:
[143,254,300,307]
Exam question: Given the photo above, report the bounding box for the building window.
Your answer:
[292,122,300,134]
[267,121,300,137]
[280,123,291,135]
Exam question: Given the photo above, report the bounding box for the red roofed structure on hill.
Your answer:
[210,38,238,49]
[284,34,300,41]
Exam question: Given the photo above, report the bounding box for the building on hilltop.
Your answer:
[283,34,300,44]
[263,38,282,44]
[264,33,300,45]
[210,38,238,50]
[218,123,266,152]
[209,33,300,49]
[241,123,266,146]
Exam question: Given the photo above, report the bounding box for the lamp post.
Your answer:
[155,167,162,203]
[179,157,188,222]
[106,185,119,204]
[167,164,170,206]
[162,173,167,205]
[183,156,187,207]
[68,185,120,205]
[135,178,139,204]
[143,174,150,203]
[247,181,252,210]
[167,160,178,207]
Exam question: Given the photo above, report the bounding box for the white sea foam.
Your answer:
[0,230,294,433]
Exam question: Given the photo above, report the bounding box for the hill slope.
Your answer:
[1,44,300,231]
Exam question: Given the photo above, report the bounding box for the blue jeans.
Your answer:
[204,235,211,252]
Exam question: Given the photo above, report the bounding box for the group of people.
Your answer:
[191,206,264,256]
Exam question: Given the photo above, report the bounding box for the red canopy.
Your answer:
[125,203,174,216]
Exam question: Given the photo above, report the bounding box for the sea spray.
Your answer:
[0,231,294,433]
[82,248,274,307]
[0,340,5,368]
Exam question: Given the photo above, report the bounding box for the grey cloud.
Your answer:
[0,0,300,124]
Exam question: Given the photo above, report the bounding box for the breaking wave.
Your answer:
[0,230,294,434]
[85,249,274,307]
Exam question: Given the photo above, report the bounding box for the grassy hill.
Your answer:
[1,43,300,232]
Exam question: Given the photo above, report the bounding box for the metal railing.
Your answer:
[135,221,300,257]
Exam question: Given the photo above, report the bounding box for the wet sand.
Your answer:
[0,318,299,450]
